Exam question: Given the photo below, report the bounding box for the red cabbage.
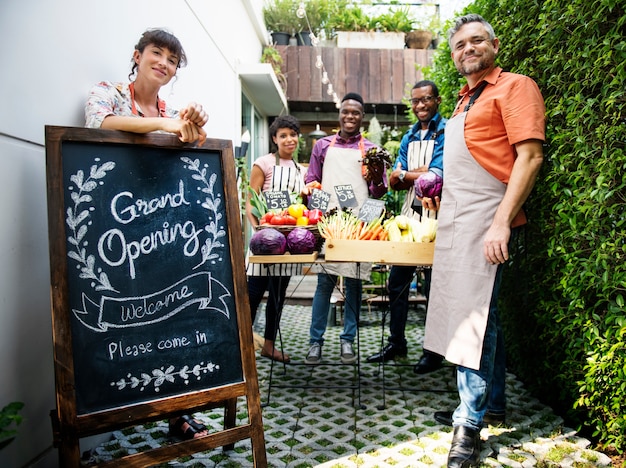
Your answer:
[286,228,316,254]
[250,228,287,255]
[414,171,443,199]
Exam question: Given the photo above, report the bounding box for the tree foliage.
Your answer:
[425,0,626,453]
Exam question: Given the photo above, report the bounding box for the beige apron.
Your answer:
[423,111,506,370]
[400,139,437,220]
[319,142,371,280]
[246,160,305,277]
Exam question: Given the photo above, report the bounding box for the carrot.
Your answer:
[360,230,373,240]
[369,225,384,240]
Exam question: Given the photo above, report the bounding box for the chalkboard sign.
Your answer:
[264,190,290,211]
[307,188,330,213]
[358,198,386,222]
[334,184,358,209]
[45,126,266,466]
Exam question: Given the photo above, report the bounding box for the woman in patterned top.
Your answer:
[84,28,209,441]
[85,28,208,145]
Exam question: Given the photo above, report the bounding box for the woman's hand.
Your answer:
[301,180,322,197]
[162,118,207,145]
[179,102,208,127]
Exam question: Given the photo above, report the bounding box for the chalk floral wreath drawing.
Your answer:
[66,157,228,392]
[182,156,227,269]
[66,160,118,292]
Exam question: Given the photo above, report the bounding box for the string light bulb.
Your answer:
[296,2,306,19]
[290,2,340,111]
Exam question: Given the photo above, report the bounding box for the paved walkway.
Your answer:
[86,277,612,467]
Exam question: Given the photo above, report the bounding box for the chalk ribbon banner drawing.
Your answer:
[45,126,266,467]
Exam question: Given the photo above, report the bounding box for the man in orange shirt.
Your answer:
[421,14,545,468]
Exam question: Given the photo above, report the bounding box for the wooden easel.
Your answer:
[45,126,266,466]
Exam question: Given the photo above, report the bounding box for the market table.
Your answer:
[249,241,435,408]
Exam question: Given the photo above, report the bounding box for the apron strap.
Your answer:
[463,81,489,113]
[129,82,168,117]
[329,134,366,157]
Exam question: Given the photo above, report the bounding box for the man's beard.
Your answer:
[457,55,491,76]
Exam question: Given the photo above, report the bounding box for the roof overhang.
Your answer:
[239,63,288,116]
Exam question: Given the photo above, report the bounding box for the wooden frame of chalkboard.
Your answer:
[45,126,266,466]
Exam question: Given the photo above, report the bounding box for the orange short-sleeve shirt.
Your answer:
[454,67,546,185]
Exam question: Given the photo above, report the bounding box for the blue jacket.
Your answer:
[396,113,446,178]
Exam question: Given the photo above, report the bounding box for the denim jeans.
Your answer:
[453,263,507,430]
[309,273,361,344]
[248,275,290,342]
[387,266,434,351]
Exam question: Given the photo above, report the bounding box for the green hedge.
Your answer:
[425,0,625,453]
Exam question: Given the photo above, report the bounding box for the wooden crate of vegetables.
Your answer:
[247,186,325,262]
[319,209,435,266]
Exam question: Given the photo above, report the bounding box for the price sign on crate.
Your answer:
[264,190,290,210]
[307,188,330,213]
[358,198,386,222]
[334,184,358,209]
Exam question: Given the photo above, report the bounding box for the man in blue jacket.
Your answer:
[366,80,446,374]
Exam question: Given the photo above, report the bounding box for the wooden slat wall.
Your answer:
[277,46,434,105]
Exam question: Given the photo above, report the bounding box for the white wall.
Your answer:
[0,1,267,465]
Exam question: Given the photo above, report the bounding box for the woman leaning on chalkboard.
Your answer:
[85,28,208,146]
[84,28,209,441]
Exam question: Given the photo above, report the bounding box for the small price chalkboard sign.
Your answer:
[334,184,358,209]
[307,188,330,213]
[358,198,386,222]
[45,126,266,467]
[264,190,290,210]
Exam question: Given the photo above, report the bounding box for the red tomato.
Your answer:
[270,215,285,225]
[259,212,274,225]
[283,215,297,225]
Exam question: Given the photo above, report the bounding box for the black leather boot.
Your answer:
[366,343,407,363]
[447,425,480,467]
[413,350,443,374]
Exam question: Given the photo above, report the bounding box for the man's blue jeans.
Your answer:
[309,273,361,344]
[453,263,507,430]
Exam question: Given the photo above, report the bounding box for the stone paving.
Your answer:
[85,294,612,467]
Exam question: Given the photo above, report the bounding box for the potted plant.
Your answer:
[375,6,415,34]
[261,45,287,90]
[326,2,375,34]
[298,0,332,43]
[405,7,440,49]
[263,0,302,45]
[329,3,409,49]
[263,0,329,46]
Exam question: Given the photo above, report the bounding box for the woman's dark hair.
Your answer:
[269,115,300,138]
[129,29,188,80]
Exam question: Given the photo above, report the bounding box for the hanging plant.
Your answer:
[0,402,24,450]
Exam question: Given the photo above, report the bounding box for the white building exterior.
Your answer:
[0,1,285,466]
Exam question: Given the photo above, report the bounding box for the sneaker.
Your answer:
[340,340,357,364]
[305,343,322,365]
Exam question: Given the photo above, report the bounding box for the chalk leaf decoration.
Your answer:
[181,157,227,269]
[112,361,219,392]
[66,161,118,292]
